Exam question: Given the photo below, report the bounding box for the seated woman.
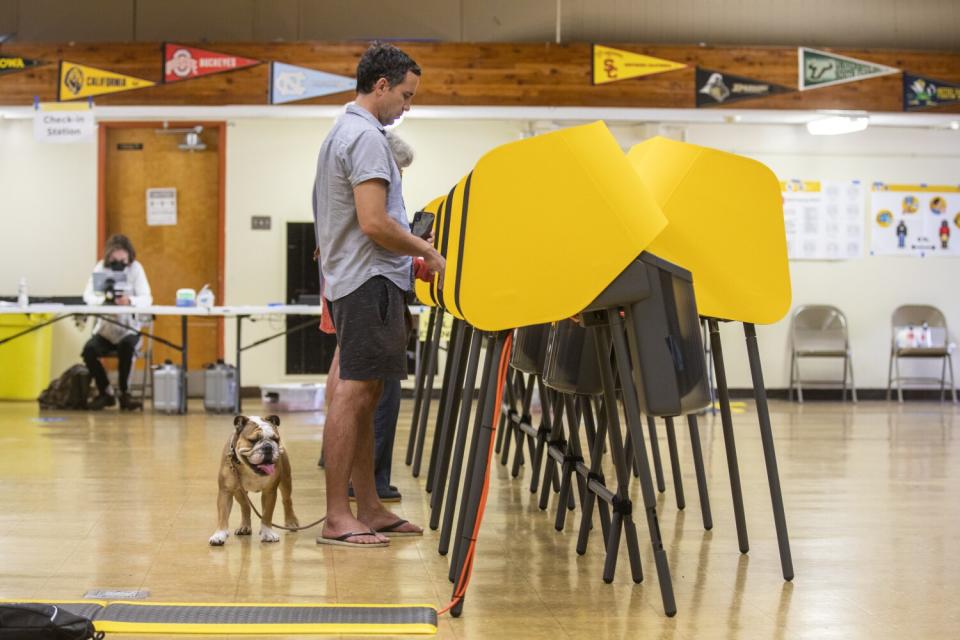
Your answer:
[81,234,153,411]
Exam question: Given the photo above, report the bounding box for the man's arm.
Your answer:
[354,179,445,279]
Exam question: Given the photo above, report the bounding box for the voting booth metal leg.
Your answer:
[495,369,515,457]
[744,323,795,582]
[407,308,437,466]
[510,378,535,478]
[408,311,444,473]
[429,324,476,531]
[664,417,686,510]
[687,414,714,530]
[576,396,612,555]
[528,377,553,495]
[426,320,470,494]
[605,313,676,615]
[646,415,666,493]
[416,319,462,478]
[440,330,488,558]
[593,322,647,589]
[553,395,587,532]
[708,319,750,554]
[425,319,467,491]
[449,332,506,599]
[537,391,565,511]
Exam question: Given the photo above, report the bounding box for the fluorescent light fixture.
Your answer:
[806,115,869,136]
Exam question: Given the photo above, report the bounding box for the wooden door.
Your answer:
[101,123,224,371]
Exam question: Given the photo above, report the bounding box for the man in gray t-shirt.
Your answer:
[313,43,444,548]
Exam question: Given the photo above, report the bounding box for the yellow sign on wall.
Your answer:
[59,61,155,101]
[592,45,686,85]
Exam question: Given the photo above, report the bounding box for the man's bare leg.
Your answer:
[355,378,423,536]
[321,377,388,544]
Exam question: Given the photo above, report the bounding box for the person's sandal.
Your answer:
[315,530,389,548]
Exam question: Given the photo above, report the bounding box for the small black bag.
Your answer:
[0,603,102,639]
[38,364,92,410]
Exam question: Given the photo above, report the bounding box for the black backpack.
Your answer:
[38,365,92,410]
[0,603,103,639]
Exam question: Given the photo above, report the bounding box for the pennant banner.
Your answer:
[799,47,898,91]
[696,68,791,107]
[0,53,45,76]
[59,61,155,101]
[269,62,355,104]
[903,73,960,111]
[592,45,685,85]
[164,43,260,83]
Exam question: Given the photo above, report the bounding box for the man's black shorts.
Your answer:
[328,276,408,381]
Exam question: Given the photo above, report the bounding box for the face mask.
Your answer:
[106,259,128,272]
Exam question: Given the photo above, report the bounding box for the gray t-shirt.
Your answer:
[313,103,412,301]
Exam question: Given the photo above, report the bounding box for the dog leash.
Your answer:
[227,438,327,532]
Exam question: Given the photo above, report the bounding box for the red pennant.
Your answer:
[163,43,260,83]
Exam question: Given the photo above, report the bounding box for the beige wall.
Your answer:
[3,113,959,393]
[2,0,958,50]
[0,116,96,378]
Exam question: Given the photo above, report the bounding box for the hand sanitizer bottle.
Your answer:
[197,284,215,309]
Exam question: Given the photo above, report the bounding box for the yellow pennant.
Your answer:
[59,61,155,101]
[592,45,686,85]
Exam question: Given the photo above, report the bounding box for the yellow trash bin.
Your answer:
[0,313,54,400]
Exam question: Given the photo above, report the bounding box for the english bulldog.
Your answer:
[208,415,300,545]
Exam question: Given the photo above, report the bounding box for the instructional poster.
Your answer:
[781,179,865,260]
[870,184,960,257]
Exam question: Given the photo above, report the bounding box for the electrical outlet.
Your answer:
[251,216,271,230]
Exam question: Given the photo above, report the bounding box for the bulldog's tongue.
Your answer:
[257,463,276,475]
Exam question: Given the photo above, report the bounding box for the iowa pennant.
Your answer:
[269,62,355,104]
[592,45,685,85]
[799,47,898,91]
[59,61,155,101]
[163,43,260,83]
[696,68,791,106]
[0,53,45,76]
[904,73,960,111]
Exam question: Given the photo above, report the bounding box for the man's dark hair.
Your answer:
[356,42,421,94]
[103,233,136,263]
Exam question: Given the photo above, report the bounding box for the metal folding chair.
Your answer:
[789,305,857,402]
[887,305,957,403]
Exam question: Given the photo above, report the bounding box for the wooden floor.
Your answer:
[1,398,958,639]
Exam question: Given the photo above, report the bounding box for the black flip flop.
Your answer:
[316,530,388,548]
[375,519,423,538]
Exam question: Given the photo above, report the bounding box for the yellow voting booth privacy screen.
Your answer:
[414,195,445,308]
[628,137,791,325]
[419,121,667,331]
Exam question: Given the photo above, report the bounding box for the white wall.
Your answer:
[4,114,959,391]
[0,117,97,378]
[680,124,960,390]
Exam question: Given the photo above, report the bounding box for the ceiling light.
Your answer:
[806,115,869,136]
[950,121,960,130]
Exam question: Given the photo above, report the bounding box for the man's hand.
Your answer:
[423,248,446,287]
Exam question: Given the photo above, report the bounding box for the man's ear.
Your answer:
[234,415,247,432]
[266,415,280,428]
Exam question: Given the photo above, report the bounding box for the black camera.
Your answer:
[103,279,118,305]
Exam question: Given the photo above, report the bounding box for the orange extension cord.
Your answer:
[438,332,513,616]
